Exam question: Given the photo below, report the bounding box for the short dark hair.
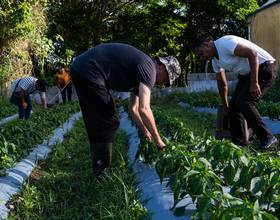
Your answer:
[36,79,47,92]
[193,36,211,49]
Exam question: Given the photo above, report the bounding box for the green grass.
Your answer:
[7,93,279,219]
[152,94,280,150]
[0,102,80,174]
[0,98,17,120]
[152,94,216,137]
[9,119,148,220]
[165,91,280,120]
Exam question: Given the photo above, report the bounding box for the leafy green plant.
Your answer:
[175,91,280,120]
[0,102,80,174]
[0,98,17,119]
[133,98,280,218]
[9,122,149,220]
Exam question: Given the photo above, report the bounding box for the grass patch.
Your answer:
[0,98,17,120]
[9,119,148,220]
[152,94,280,150]
[152,94,216,137]
[0,101,80,174]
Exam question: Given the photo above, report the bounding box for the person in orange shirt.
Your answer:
[56,68,72,103]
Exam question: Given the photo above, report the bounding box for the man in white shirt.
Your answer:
[10,76,47,119]
[194,35,277,150]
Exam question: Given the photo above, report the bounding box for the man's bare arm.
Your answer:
[129,92,152,140]
[234,43,261,98]
[217,68,228,110]
[19,88,28,109]
[138,83,165,149]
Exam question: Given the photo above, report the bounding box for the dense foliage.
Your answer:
[45,0,265,85]
[9,122,148,219]
[0,102,80,175]
[0,0,268,94]
[0,0,48,95]
[136,99,280,219]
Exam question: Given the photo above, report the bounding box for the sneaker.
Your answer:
[260,136,278,150]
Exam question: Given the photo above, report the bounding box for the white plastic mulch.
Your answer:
[0,111,34,127]
[0,115,18,127]
[120,107,194,220]
[0,112,82,219]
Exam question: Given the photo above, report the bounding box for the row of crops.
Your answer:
[1,89,280,219]
[180,74,280,120]
[0,101,80,176]
[123,94,280,219]
[0,99,148,219]
[8,121,148,219]
[168,90,280,120]
[0,99,17,120]
[133,97,280,219]
[119,94,278,218]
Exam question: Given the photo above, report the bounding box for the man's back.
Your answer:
[71,43,156,92]
[11,76,38,94]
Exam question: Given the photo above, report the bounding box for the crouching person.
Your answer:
[10,76,47,120]
[70,43,181,178]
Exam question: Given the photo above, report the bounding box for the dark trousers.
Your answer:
[11,93,32,120]
[71,70,120,143]
[229,62,277,146]
[61,82,72,103]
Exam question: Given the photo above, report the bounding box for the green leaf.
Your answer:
[188,175,204,196]
[199,157,212,169]
[169,174,179,191]
[253,200,260,213]
[240,155,249,166]
[224,163,236,185]
[196,195,211,213]
[185,170,200,178]
[260,211,278,220]
[256,161,265,174]
[250,177,264,195]
[238,166,250,188]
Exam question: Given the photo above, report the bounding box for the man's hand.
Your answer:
[143,130,152,141]
[250,83,261,98]
[234,43,261,99]
[155,139,166,150]
[138,83,166,151]
[22,102,28,109]
[217,69,229,113]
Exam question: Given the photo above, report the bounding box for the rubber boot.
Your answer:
[90,142,112,178]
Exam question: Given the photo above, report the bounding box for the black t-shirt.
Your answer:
[71,43,156,94]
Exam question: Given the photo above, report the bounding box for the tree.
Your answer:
[47,0,137,54]
[46,0,265,76]
[178,0,261,75]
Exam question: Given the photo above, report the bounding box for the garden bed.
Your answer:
[8,120,148,220]
[2,93,280,219]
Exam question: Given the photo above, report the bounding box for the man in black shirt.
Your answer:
[71,43,181,177]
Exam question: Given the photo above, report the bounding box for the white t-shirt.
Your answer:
[212,35,275,75]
